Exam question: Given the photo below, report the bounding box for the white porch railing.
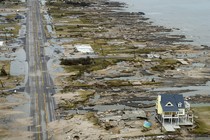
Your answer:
[162,114,178,118]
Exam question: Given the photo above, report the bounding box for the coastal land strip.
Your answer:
[0,0,210,139]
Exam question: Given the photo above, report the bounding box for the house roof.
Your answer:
[75,44,94,53]
[160,94,185,112]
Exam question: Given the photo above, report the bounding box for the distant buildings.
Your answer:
[156,94,193,131]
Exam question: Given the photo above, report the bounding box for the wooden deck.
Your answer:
[163,124,181,131]
[163,124,175,132]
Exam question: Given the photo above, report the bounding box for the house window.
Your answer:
[178,110,184,115]
[166,102,173,106]
[178,102,182,107]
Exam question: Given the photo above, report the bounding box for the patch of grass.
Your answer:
[0,76,23,90]
[0,24,20,38]
[151,58,180,72]
[49,7,85,18]
[60,57,92,65]
[46,2,69,8]
[142,81,162,86]
[159,58,179,65]
[0,91,12,97]
[63,58,111,73]
[0,1,23,8]
[63,57,134,80]
[5,14,16,21]
[62,56,137,84]
[12,24,20,37]
[86,112,99,125]
[78,90,95,101]
[58,100,76,109]
[79,17,93,24]
[0,61,10,72]
[191,106,210,134]
[135,47,166,54]
[105,80,132,87]
[58,90,95,109]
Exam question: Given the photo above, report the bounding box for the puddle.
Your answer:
[45,43,65,79]
[176,52,206,59]
[40,0,46,5]
[47,25,54,34]
[44,14,52,24]
[6,92,30,115]
[2,92,30,131]
[0,13,9,16]
[0,33,6,37]
[6,37,23,48]
[131,100,155,105]
[89,94,100,102]
[45,44,64,57]
[192,62,206,68]
[0,53,12,61]
[152,81,210,97]
[18,24,26,38]
[10,61,27,75]
[10,48,27,76]
[64,104,136,115]
[44,13,56,35]
[43,10,56,37]
[83,104,135,112]
[47,59,64,74]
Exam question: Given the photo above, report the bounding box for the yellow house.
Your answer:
[156,94,193,131]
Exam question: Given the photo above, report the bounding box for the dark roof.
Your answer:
[160,94,185,112]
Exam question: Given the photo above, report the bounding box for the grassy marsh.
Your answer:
[192,106,210,134]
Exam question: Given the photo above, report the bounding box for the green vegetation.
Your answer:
[0,76,23,90]
[86,112,99,125]
[105,80,132,87]
[151,58,180,72]
[0,61,10,74]
[0,19,21,38]
[0,61,23,91]
[58,100,77,109]
[79,90,95,101]
[192,106,210,134]
[0,66,8,76]
[61,57,135,82]
[0,2,24,9]
[141,81,162,86]
[5,14,16,21]
[60,57,92,65]
[48,7,85,19]
[135,47,166,54]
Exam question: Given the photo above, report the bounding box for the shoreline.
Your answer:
[0,0,210,139]
[113,0,210,47]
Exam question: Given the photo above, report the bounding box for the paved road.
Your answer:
[25,0,56,139]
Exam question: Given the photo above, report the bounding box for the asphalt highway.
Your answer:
[25,0,56,139]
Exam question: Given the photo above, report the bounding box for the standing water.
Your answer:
[114,0,210,106]
[115,0,210,46]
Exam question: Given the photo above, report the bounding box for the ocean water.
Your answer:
[114,0,210,46]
